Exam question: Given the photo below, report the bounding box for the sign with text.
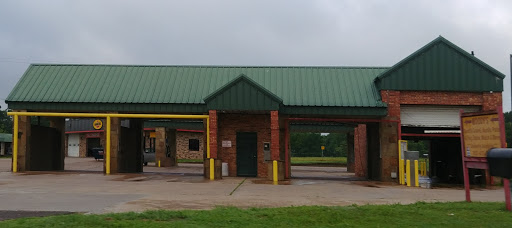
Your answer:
[222,141,232,148]
[461,114,501,157]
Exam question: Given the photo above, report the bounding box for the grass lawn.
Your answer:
[178,159,203,163]
[291,157,346,166]
[1,202,511,227]
[0,155,12,159]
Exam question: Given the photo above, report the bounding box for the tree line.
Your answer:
[290,132,347,157]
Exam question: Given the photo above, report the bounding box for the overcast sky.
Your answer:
[0,0,511,111]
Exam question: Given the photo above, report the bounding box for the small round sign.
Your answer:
[93,119,103,130]
[321,146,325,150]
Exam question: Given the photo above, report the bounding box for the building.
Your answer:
[0,133,12,156]
[65,119,205,161]
[5,36,504,182]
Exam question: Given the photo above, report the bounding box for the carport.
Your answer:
[5,36,505,185]
[8,112,214,178]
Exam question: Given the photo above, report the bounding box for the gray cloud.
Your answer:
[0,0,511,110]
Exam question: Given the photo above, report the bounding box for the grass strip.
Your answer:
[1,202,511,227]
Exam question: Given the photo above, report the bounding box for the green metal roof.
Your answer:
[204,74,283,111]
[0,133,13,143]
[374,36,505,92]
[7,65,388,114]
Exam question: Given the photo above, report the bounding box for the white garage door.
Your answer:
[68,134,80,157]
[401,105,480,128]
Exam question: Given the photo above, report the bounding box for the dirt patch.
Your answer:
[0,210,74,221]
[122,199,215,211]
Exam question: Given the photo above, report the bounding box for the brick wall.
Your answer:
[482,92,502,111]
[176,131,204,160]
[79,134,87,157]
[209,110,218,159]
[354,124,367,178]
[217,113,271,178]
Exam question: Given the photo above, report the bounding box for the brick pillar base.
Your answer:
[16,113,31,172]
[209,110,218,159]
[107,116,120,174]
[354,124,367,178]
[155,127,176,167]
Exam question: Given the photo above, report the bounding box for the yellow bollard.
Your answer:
[399,159,404,185]
[406,160,411,187]
[422,162,426,176]
[209,158,214,180]
[273,160,278,185]
[158,160,161,167]
[414,160,419,187]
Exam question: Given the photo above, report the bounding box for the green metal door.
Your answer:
[236,132,257,177]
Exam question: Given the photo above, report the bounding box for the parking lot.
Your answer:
[0,158,507,214]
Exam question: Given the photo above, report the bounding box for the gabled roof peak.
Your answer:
[376,36,505,82]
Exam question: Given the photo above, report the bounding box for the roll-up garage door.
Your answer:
[401,105,480,127]
[67,134,80,157]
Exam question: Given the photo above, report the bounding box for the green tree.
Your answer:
[290,132,347,157]
[0,109,13,133]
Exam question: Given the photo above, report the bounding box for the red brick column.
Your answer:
[270,111,280,160]
[482,92,502,111]
[208,110,218,159]
[354,124,367,178]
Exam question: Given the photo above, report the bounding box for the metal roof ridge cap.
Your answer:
[28,63,391,69]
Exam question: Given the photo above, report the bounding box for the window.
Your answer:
[189,139,200,151]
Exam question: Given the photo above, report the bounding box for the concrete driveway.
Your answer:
[0,158,507,214]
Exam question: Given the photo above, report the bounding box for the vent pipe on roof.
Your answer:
[471,51,474,56]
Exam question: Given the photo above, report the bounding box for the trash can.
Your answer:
[487,148,512,179]
[91,147,104,161]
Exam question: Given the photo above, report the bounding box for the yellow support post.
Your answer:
[406,159,411,187]
[209,158,214,180]
[12,115,18,173]
[414,160,419,187]
[158,160,161,167]
[399,159,405,185]
[106,116,111,175]
[424,161,427,176]
[273,160,278,185]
